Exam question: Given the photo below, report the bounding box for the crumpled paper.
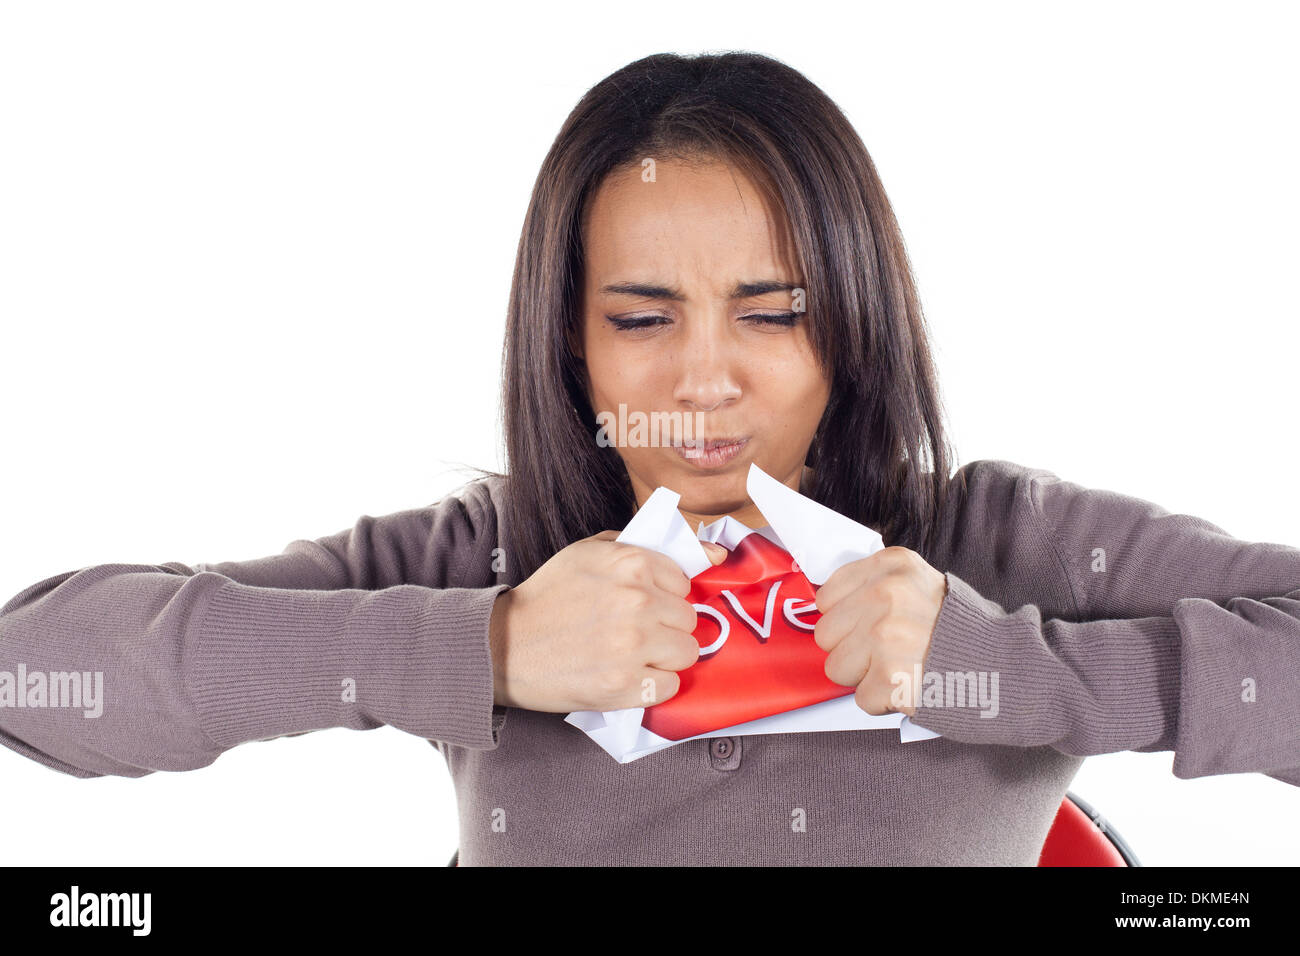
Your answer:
[564,462,942,763]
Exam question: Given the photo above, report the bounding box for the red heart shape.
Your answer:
[640,532,854,741]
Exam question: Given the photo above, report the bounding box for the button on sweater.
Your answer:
[2,459,1298,864]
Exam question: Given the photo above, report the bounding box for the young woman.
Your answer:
[3,52,1298,866]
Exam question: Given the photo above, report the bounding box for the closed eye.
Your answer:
[740,312,800,327]
[604,312,801,332]
[604,314,670,331]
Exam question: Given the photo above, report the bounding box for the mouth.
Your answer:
[670,436,750,469]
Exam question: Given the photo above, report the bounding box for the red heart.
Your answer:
[640,532,854,741]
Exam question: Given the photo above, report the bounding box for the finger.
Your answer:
[603,541,696,595]
[643,622,702,672]
[632,666,681,707]
[823,632,873,688]
[634,546,696,598]
[875,658,920,716]
[647,593,698,634]
[812,600,864,653]
[813,555,875,613]
[854,670,904,717]
[700,541,729,566]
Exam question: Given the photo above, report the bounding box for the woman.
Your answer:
[2,51,1298,866]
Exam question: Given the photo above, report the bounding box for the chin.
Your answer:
[676,480,750,515]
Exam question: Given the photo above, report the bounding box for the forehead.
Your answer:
[582,158,799,285]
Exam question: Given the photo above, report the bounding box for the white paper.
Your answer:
[565,462,942,763]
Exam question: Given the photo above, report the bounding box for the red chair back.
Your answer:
[1038,791,1139,866]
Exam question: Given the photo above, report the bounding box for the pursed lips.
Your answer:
[671,437,750,466]
[670,437,748,449]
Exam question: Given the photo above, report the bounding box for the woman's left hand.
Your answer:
[813,547,949,717]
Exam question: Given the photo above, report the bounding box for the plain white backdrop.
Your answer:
[1,1,1296,866]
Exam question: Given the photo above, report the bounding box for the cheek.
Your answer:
[758,343,829,409]
[583,338,667,405]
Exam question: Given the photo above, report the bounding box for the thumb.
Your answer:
[701,541,729,566]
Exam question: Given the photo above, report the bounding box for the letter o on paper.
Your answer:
[693,604,730,657]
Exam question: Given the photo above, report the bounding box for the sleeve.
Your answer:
[0,479,511,780]
[911,462,1300,787]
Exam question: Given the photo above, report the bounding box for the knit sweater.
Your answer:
[2,459,1298,865]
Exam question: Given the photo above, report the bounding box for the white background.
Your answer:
[1,0,1296,866]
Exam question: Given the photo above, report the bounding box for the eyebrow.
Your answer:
[597,280,799,301]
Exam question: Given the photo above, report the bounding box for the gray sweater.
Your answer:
[2,459,1298,864]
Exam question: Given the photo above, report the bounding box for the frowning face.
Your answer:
[578,156,830,530]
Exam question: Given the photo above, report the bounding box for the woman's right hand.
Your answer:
[488,531,729,713]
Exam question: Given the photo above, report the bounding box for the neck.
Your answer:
[656,465,812,532]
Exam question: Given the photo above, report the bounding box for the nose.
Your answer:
[671,309,742,413]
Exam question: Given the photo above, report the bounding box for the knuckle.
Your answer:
[868,580,899,614]
[626,549,653,571]
[596,667,631,698]
[871,618,907,645]
[628,587,653,611]
[882,546,912,565]
[611,546,645,573]
[611,623,641,656]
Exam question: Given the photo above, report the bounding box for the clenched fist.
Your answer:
[812,546,949,718]
[488,531,729,713]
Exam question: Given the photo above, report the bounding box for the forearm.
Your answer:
[1,563,510,777]
[912,570,1300,781]
[190,577,512,751]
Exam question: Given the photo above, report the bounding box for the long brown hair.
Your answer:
[480,51,960,582]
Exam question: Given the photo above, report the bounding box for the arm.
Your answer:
[0,478,510,779]
[912,460,1300,787]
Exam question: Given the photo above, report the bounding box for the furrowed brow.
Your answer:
[597,280,799,301]
[598,282,685,301]
[730,280,799,299]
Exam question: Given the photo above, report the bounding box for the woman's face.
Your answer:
[578,156,831,528]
